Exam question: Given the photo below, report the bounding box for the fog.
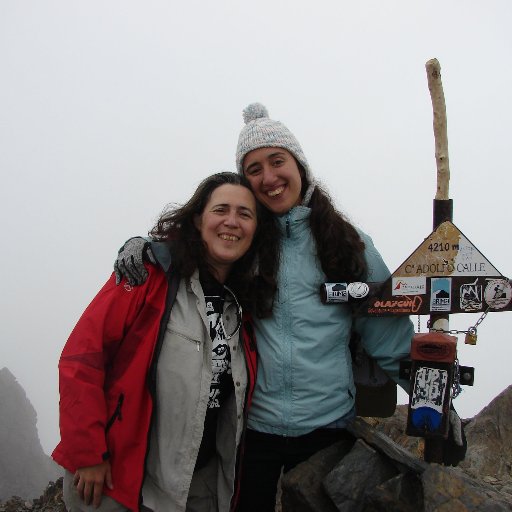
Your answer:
[1,0,511,454]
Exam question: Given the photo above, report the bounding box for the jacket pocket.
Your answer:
[169,329,202,352]
[105,393,124,433]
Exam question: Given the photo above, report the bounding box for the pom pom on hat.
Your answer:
[243,103,269,124]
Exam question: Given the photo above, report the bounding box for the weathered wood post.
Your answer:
[424,58,452,463]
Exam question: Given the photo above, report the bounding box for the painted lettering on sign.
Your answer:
[427,242,459,252]
[403,261,487,275]
[393,221,501,278]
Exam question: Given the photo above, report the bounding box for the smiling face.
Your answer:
[242,147,303,215]
[194,183,257,283]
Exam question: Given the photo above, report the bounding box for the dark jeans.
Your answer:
[237,427,354,512]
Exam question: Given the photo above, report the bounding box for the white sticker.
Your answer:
[347,282,369,299]
[484,279,512,310]
[324,283,348,302]
[392,277,427,296]
[411,367,448,413]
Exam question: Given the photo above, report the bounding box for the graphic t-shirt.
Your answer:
[195,273,234,470]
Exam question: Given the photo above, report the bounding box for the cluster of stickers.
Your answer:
[322,221,512,316]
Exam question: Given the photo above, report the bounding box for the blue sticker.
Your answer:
[411,406,443,431]
[430,277,452,312]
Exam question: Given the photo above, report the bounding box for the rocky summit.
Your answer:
[1,364,511,511]
[0,368,61,503]
[0,480,65,512]
[281,385,512,511]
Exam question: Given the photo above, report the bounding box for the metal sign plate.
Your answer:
[393,221,501,278]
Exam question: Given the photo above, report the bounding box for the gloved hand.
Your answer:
[442,406,467,466]
[114,237,156,286]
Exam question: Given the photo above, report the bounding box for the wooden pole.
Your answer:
[424,58,453,463]
[426,58,450,201]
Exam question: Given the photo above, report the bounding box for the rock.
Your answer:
[0,479,65,512]
[280,438,355,512]
[366,404,425,458]
[323,439,398,511]
[0,368,62,502]
[421,465,512,511]
[278,385,512,510]
[345,417,428,475]
[363,472,424,511]
[460,384,512,485]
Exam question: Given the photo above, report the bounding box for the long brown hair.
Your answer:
[308,183,367,282]
[297,161,368,282]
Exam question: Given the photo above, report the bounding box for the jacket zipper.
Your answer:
[231,320,256,511]
[286,213,291,238]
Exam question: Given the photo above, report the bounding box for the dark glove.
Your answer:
[442,407,467,466]
[114,237,156,286]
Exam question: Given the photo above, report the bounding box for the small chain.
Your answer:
[426,280,506,335]
[428,303,491,335]
[426,320,477,336]
[417,315,421,333]
[472,307,490,330]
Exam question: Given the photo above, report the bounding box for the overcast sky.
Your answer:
[1,1,511,455]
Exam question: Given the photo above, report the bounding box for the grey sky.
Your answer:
[1,1,511,454]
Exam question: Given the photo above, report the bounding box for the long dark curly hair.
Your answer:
[308,183,368,283]
[296,161,368,282]
[150,172,278,317]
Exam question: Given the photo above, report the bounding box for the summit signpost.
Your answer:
[322,59,510,463]
[339,220,511,317]
[322,221,511,317]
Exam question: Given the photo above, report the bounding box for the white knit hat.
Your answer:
[236,103,316,205]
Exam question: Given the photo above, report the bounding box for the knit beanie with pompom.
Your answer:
[236,103,316,205]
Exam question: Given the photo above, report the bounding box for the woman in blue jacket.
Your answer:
[233,104,414,511]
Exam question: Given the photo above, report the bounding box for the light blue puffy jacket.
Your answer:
[247,206,414,436]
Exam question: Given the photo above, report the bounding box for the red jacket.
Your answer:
[52,266,257,511]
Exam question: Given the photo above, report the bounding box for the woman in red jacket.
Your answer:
[52,172,277,512]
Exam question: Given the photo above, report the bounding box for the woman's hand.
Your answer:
[73,460,114,508]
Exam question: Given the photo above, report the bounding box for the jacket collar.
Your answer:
[276,206,311,237]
